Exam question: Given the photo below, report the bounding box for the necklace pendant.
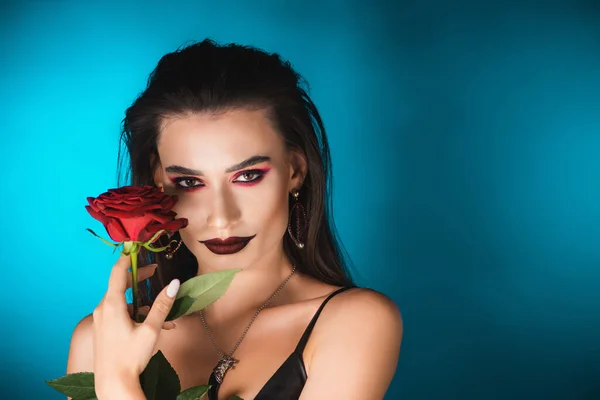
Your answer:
[212,355,239,384]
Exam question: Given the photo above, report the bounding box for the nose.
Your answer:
[205,185,241,232]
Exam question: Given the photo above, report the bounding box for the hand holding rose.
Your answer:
[47,185,241,400]
[125,262,176,330]
[93,254,180,399]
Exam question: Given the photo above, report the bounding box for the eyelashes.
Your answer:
[233,169,270,185]
[171,177,204,190]
[170,168,269,191]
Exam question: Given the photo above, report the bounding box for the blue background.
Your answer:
[1,1,599,399]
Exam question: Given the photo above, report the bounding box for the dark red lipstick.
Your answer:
[199,235,255,255]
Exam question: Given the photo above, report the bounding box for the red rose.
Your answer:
[85,185,188,243]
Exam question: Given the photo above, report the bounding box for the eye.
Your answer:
[172,177,204,190]
[233,169,266,184]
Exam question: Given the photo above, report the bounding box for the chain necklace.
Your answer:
[200,265,297,384]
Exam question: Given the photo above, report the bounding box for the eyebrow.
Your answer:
[164,155,271,176]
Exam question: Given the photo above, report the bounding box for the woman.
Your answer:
[66,39,402,399]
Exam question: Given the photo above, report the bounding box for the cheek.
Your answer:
[170,195,208,232]
[248,191,289,233]
[242,176,290,235]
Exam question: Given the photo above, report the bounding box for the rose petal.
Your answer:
[85,205,110,225]
[139,218,187,242]
[146,210,178,224]
[147,218,189,233]
[105,219,129,242]
[86,197,101,212]
[86,185,184,243]
[103,202,150,212]
[101,208,146,219]
[160,195,177,208]
[119,215,156,242]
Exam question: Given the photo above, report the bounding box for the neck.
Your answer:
[194,246,295,325]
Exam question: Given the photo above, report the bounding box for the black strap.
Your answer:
[294,286,356,353]
[207,285,357,399]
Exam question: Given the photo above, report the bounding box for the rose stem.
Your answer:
[130,248,140,323]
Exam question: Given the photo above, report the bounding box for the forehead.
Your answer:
[157,109,285,167]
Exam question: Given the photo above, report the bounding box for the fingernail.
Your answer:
[167,279,180,298]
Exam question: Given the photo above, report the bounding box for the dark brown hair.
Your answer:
[116,39,354,306]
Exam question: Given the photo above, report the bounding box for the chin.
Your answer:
[195,247,257,271]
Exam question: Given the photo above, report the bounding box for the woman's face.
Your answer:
[153,109,304,271]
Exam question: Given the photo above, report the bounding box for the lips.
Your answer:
[199,235,255,255]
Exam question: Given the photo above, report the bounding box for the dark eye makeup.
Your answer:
[170,168,270,191]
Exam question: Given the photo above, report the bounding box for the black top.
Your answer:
[207,286,356,400]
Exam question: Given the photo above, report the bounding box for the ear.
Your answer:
[151,154,165,192]
[287,149,307,192]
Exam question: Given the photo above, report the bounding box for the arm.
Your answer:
[66,314,94,400]
[66,314,146,400]
[299,289,403,400]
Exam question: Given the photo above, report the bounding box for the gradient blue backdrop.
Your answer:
[1,1,599,399]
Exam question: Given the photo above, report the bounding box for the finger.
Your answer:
[106,254,131,299]
[162,321,177,330]
[125,264,158,289]
[133,320,176,330]
[136,308,176,330]
[143,279,180,332]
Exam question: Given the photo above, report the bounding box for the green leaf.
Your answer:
[45,372,97,399]
[176,384,211,400]
[86,228,120,248]
[166,295,196,321]
[140,350,181,400]
[165,269,241,321]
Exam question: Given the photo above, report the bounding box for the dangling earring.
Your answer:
[164,239,182,259]
[287,189,307,249]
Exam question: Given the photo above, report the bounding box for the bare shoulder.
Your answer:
[66,313,95,374]
[299,288,402,398]
[318,287,403,336]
